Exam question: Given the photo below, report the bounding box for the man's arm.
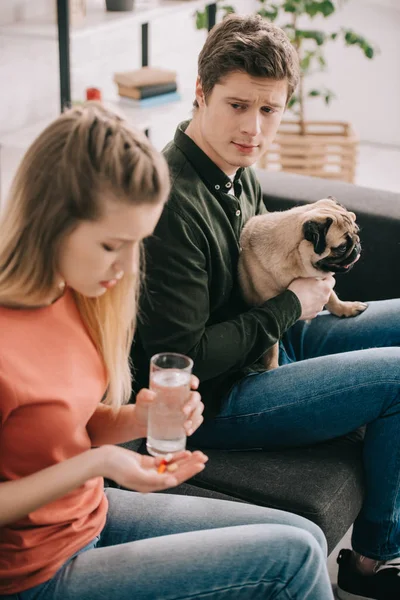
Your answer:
[138,204,301,383]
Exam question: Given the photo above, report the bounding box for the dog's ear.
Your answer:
[327,195,346,209]
[303,218,333,254]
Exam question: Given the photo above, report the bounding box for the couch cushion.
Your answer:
[120,431,364,554]
[187,430,365,554]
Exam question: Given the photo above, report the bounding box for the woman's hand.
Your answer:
[100,446,208,493]
[134,376,204,439]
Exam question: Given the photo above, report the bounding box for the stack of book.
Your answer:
[113,67,181,108]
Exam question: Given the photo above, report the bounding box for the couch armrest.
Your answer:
[256,170,400,302]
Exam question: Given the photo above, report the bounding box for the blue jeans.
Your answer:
[191,299,400,561]
[4,488,333,599]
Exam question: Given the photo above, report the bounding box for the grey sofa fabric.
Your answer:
[187,430,364,554]
[114,172,399,555]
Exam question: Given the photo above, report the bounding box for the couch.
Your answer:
[119,170,400,555]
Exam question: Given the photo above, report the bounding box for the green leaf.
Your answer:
[324,90,336,105]
[342,29,378,59]
[305,1,335,18]
[287,94,299,109]
[282,1,299,14]
[318,55,326,68]
[365,46,374,59]
[319,1,335,17]
[300,51,315,71]
[194,0,236,29]
[308,89,321,96]
[258,5,279,21]
[195,9,208,30]
[221,4,235,16]
[295,29,326,45]
[344,29,360,45]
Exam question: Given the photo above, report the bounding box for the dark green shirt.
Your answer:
[131,121,301,418]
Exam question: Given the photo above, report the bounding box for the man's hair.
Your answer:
[194,14,299,108]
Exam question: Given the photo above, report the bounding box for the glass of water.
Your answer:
[146,352,193,457]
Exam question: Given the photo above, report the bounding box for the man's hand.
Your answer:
[134,376,204,439]
[288,275,336,320]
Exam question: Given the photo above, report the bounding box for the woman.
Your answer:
[0,103,333,599]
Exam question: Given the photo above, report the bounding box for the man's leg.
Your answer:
[282,298,399,362]
[191,345,400,560]
[284,299,400,562]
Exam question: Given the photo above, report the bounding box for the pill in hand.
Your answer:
[166,463,178,473]
[157,459,168,474]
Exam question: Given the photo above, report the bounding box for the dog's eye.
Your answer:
[334,244,347,255]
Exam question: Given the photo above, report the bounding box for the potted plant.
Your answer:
[194,0,377,183]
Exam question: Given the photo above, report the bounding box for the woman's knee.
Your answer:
[253,523,328,575]
[282,512,328,556]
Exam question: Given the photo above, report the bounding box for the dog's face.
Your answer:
[300,197,361,274]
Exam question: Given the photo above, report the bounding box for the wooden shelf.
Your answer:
[0,0,210,40]
[110,87,193,126]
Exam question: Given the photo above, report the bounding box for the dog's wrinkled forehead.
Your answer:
[306,197,358,232]
[314,197,357,224]
[302,196,359,256]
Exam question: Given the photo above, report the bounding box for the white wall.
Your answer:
[0,0,258,139]
[287,0,400,147]
[0,0,399,145]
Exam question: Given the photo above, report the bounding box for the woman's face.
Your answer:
[58,194,164,297]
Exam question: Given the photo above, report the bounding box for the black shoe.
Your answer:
[337,548,400,600]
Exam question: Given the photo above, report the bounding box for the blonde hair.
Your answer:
[0,102,170,407]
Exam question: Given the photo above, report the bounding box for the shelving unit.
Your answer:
[0,0,217,204]
[0,0,216,112]
[0,1,215,40]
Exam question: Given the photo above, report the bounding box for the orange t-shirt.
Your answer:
[0,289,108,594]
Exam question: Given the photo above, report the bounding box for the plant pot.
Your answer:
[258,120,359,184]
[105,0,134,11]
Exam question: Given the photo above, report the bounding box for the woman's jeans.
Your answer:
[192,299,400,560]
[4,488,334,600]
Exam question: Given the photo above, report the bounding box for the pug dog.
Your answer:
[238,196,368,370]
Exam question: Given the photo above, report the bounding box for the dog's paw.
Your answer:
[331,301,368,318]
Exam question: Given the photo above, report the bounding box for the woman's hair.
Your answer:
[0,102,170,407]
[194,14,299,108]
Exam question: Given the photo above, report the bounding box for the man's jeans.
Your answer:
[192,299,400,560]
[3,488,333,600]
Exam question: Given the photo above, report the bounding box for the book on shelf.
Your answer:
[118,91,182,109]
[117,81,178,100]
[113,66,177,89]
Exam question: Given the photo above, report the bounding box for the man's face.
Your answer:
[194,71,288,175]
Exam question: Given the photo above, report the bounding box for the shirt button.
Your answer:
[235,209,241,216]
[215,184,220,190]
[225,182,232,188]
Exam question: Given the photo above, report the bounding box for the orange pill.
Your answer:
[157,463,167,474]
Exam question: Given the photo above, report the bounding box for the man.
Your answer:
[132,14,400,599]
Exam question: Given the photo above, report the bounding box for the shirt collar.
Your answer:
[174,120,245,195]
